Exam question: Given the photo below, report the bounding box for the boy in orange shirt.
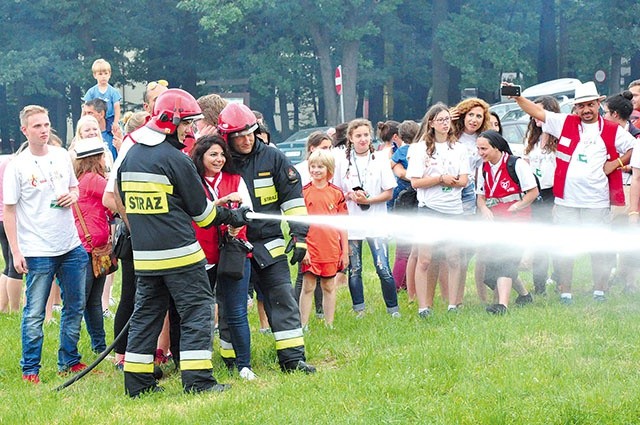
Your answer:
[300,150,349,328]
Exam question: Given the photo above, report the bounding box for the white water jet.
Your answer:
[246,211,640,257]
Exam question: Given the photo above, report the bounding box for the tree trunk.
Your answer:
[278,91,291,138]
[537,0,558,82]
[431,0,449,104]
[609,53,622,95]
[342,40,360,122]
[307,24,339,125]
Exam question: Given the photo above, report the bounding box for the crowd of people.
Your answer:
[1,56,640,397]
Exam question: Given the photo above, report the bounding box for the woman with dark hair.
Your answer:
[406,104,469,317]
[476,130,537,314]
[603,91,640,293]
[523,96,560,295]
[190,135,256,380]
[376,120,401,158]
[489,111,502,134]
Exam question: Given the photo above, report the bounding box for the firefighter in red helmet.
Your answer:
[116,89,251,397]
[217,103,316,374]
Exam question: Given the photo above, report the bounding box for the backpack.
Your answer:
[482,155,541,195]
[394,186,418,211]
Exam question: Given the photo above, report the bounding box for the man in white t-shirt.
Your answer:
[513,81,635,303]
[4,105,88,384]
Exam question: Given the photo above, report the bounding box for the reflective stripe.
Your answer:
[121,172,171,185]
[125,352,154,363]
[254,177,274,188]
[135,242,202,259]
[123,362,155,373]
[265,239,286,258]
[192,200,217,227]
[296,242,307,250]
[497,194,521,203]
[282,198,307,216]
[556,151,571,162]
[273,328,304,340]
[275,336,305,351]
[180,350,212,360]
[124,352,155,374]
[219,339,236,359]
[180,359,213,371]
[121,181,173,194]
[134,249,206,271]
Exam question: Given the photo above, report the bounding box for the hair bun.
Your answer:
[622,90,633,101]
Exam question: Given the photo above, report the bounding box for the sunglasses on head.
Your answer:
[146,80,168,91]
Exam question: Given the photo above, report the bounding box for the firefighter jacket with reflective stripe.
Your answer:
[231,139,308,268]
[118,133,218,275]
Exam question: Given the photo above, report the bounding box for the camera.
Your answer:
[501,85,521,97]
[352,186,371,211]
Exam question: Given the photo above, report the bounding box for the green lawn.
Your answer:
[1,250,640,424]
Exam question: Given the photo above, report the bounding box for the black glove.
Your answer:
[216,206,252,228]
[285,235,307,265]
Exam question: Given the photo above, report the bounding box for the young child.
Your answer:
[300,149,349,328]
[82,59,122,134]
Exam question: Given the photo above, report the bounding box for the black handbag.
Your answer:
[112,218,133,260]
[217,235,252,281]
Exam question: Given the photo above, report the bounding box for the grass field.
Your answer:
[1,250,640,424]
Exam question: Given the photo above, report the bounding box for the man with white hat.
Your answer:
[512,81,636,303]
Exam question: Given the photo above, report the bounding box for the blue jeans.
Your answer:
[215,258,252,370]
[21,245,88,374]
[84,252,107,353]
[348,238,398,314]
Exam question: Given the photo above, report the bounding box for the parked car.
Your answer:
[489,101,520,120]
[501,120,528,156]
[277,140,307,165]
[277,126,331,165]
[279,127,331,145]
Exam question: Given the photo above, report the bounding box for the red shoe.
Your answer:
[22,374,40,384]
[59,362,88,376]
[155,349,169,365]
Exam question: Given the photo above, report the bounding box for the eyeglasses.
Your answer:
[146,80,168,91]
[433,117,451,124]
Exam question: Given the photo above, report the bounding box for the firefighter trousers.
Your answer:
[123,266,218,396]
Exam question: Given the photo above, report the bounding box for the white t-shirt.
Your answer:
[542,112,636,208]
[3,146,81,256]
[333,151,397,240]
[405,140,470,214]
[627,138,640,170]
[105,134,135,194]
[457,132,482,182]
[295,159,311,187]
[476,154,537,196]
[523,139,556,190]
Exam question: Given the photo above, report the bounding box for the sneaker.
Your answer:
[59,362,88,376]
[247,295,254,309]
[593,293,606,302]
[200,383,231,393]
[302,324,310,333]
[486,304,508,315]
[22,373,40,384]
[533,286,546,296]
[418,308,432,319]
[560,296,573,305]
[355,310,365,320]
[239,367,257,381]
[103,309,114,319]
[283,360,316,374]
[515,293,533,306]
[315,312,325,319]
[52,304,62,313]
[155,349,169,365]
[114,360,124,371]
[258,328,271,335]
[390,311,401,318]
[447,306,458,313]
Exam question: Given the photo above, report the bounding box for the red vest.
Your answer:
[554,115,624,206]
[193,172,248,264]
[482,154,531,219]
